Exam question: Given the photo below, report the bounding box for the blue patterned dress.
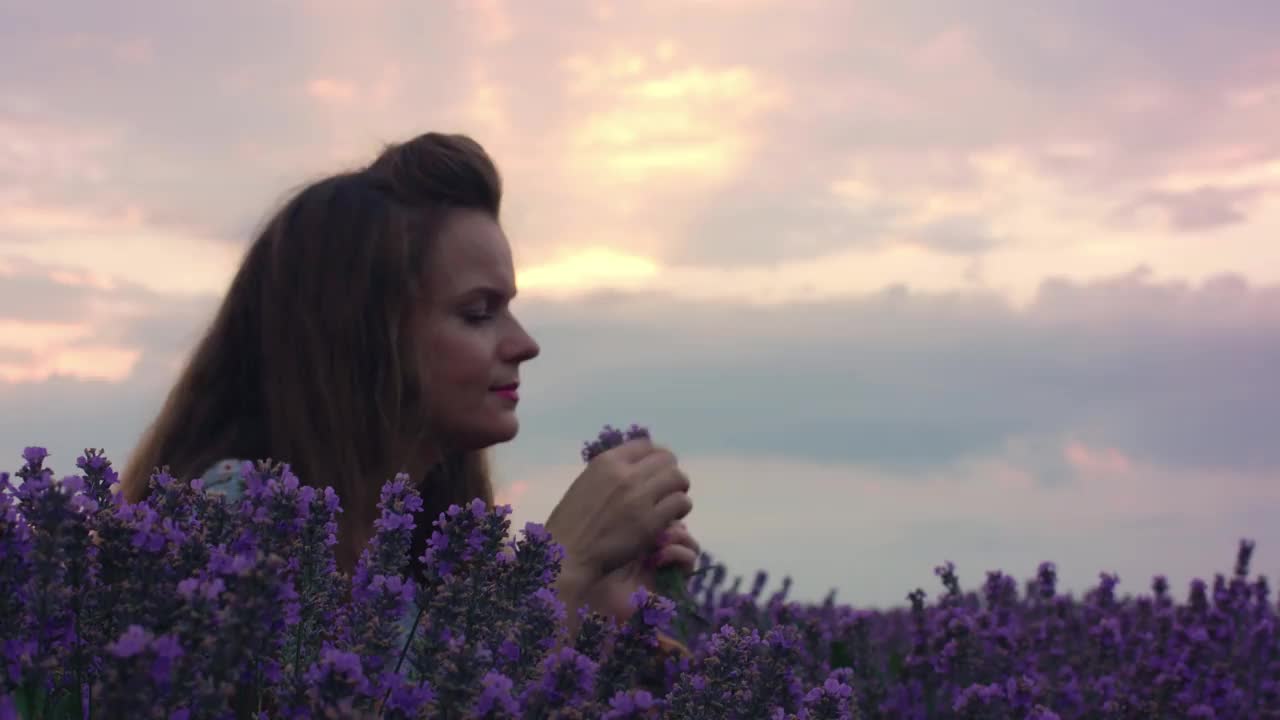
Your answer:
[199,458,247,502]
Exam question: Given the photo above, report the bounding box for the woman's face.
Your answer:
[413,208,541,452]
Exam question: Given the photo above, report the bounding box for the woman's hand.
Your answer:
[544,436,693,625]
[580,520,701,622]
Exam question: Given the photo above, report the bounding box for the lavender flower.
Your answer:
[469,671,520,718]
[280,477,345,690]
[0,470,32,691]
[581,424,650,463]
[300,646,370,717]
[92,625,185,718]
[799,673,857,720]
[191,545,302,715]
[344,474,421,703]
[518,645,599,714]
[665,623,808,718]
[379,673,436,719]
[603,688,662,719]
[402,498,574,713]
[12,454,98,709]
[7,446,1280,719]
[74,449,118,515]
[80,480,195,667]
[594,589,677,701]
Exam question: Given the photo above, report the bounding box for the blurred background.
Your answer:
[2,0,1278,607]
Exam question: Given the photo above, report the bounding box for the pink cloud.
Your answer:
[464,0,515,46]
[0,319,140,383]
[494,480,530,508]
[1063,440,1133,476]
[53,32,153,65]
[305,78,358,103]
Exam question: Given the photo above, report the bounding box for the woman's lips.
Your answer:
[491,383,519,402]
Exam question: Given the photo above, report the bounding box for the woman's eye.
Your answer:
[462,308,493,324]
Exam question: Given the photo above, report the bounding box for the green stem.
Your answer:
[70,551,86,720]
[377,605,424,718]
[73,608,83,720]
[291,626,304,687]
[393,606,423,677]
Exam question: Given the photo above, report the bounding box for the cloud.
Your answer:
[4,0,1280,610]
[563,2,1280,276]
[495,268,1280,484]
[1114,186,1268,232]
[663,185,893,266]
[305,78,358,104]
[4,256,1277,607]
[0,258,171,382]
[517,248,659,294]
[5,0,1280,300]
[0,316,140,384]
[902,215,1003,255]
[8,262,1275,481]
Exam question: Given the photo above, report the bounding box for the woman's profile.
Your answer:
[118,132,699,632]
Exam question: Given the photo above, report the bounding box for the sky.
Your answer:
[3,0,1279,608]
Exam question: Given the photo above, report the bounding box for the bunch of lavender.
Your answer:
[580,424,709,644]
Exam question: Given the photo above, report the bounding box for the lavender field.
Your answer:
[5,2,1279,718]
[2,445,1277,719]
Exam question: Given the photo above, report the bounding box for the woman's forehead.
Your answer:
[429,211,515,295]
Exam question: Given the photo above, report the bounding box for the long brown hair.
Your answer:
[121,133,503,572]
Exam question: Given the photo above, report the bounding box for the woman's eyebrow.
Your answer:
[455,285,517,301]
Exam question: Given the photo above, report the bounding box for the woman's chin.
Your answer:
[490,422,519,445]
[445,411,520,451]
[473,417,520,448]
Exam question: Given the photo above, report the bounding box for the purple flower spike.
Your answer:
[106,625,153,659]
[21,447,48,468]
[581,423,650,462]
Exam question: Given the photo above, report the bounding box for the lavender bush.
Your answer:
[0,427,1276,718]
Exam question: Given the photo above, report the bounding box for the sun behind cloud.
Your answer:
[516,247,659,294]
[561,44,782,186]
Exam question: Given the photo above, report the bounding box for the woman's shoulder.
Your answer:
[200,457,248,503]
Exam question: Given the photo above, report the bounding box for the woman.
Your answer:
[119,132,700,634]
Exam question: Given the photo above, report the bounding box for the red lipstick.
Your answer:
[491,382,519,402]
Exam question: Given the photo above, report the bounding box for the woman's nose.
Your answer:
[504,321,540,363]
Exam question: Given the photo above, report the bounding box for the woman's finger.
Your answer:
[654,544,699,574]
[658,524,700,557]
[642,465,690,505]
[630,445,676,476]
[652,490,693,532]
